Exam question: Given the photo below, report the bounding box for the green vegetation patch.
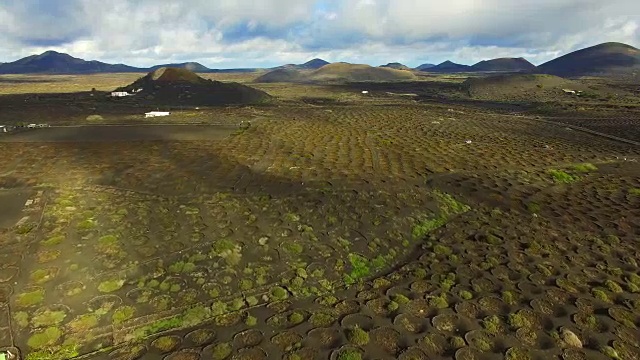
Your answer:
[337,348,363,360]
[270,286,289,301]
[548,169,577,184]
[629,188,640,196]
[572,163,597,173]
[31,310,67,327]
[506,347,532,360]
[27,327,63,349]
[13,312,29,328]
[412,191,470,239]
[459,290,473,300]
[41,235,65,246]
[98,279,125,293]
[309,311,337,327]
[112,306,136,325]
[211,342,232,360]
[343,253,387,286]
[16,289,45,308]
[168,261,197,274]
[346,325,370,346]
[68,314,99,332]
[30,268,57,284]
[125,306,210,343]
[25,344,79,360]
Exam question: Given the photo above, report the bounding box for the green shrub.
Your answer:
[450,336,466,348]
[211,342,232,360]
[112,306,135,325]
[288,311,305,325]
[16,289,45,308]
[245,314,257,327]
[98,279,125,293]
[387,301,400,312]
[31,310,66,327]
[502,290,517,305]
[459,290,473,300]
[346,325,370,346]
[482,315,502,334]
[527,202,540,214]
[337,348,362,360]
[270,286,289,300]
[572,163,597,173]
[27,327,62,349]
[309,311,336,327]
[391,293,411,305]
[605,280,623,293]
[592,288,611,303]
[428,295,449,309]
[548,169,577,184]
[245,296,259,306]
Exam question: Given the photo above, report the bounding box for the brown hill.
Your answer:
[255,63,415,83]
[470,58,536,72]
[253,68,306,83]
[380,62,412,71]
[310,63,415,82]
[117,67,271,105]
[463,74,588,102]
[538,42,640,77]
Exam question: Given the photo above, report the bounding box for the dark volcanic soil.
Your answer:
[0,78,639,360]
[0,125,236,142]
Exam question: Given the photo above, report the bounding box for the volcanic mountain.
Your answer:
[0,50,142,74]
[297,58,330,69]
[427,60,471,73]
[470,57,536,72]
[255,63,415,83]
[116,67,271,105]
[415,63,436,71]
[537,42,640,77]
[148,62,210,73]
[380,62,412,71]
[252,68,304,83]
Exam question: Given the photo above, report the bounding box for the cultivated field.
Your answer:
[0,73,639,360]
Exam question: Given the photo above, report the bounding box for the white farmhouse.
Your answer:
[0,125,6,133]
[111,91,131,97]
[145,111,171,118]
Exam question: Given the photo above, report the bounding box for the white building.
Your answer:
[111,91,131,97]
[0,125,6,133]
[145,111,171,118]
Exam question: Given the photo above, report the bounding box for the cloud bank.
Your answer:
[0,0,638,68]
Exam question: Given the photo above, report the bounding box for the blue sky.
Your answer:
[0,0,638,68]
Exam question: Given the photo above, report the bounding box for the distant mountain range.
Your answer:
[415,63,436,71]
[0,51,315,74]
[426,60,471,72]
[1,42,638,78]
[0,51,140,74]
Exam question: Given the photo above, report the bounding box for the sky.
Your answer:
[0,0,639,68]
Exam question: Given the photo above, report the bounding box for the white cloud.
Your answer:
[0,0,638,67]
